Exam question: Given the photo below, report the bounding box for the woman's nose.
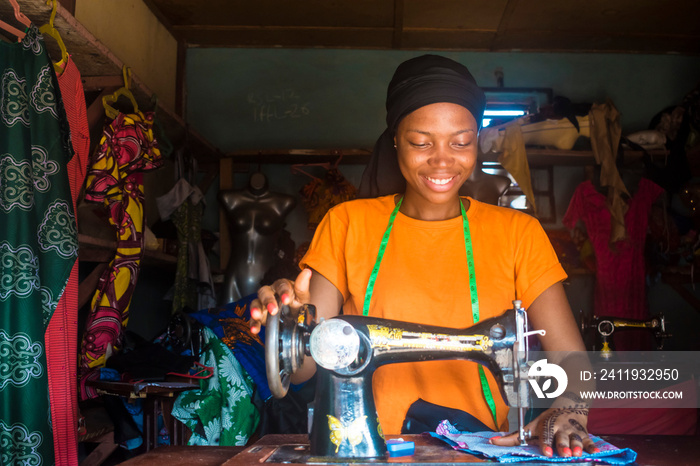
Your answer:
[428,144,455,166]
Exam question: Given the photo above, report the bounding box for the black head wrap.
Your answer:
[358,55,486,198]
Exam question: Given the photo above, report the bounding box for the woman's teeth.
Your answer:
[427,176,454,185]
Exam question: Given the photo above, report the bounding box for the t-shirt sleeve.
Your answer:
[515,215,568,308]
[299,206,351,301]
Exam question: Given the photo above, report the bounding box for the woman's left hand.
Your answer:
[490,405,599,457]
[498,284,598,457]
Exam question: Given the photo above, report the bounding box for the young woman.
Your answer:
[250,55,595,458]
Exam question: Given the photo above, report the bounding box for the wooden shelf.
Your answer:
[0,1,222,166]
[79,233,177,266]
[225,148,373,164]
[485,148,599,166]
[224,147,669,166]
[497,147,671,167]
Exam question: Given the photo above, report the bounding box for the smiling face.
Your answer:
[394,102,479,220]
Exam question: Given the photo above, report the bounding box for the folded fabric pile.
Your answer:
[432,420,637,464]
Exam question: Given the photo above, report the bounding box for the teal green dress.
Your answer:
[0,25,77,465]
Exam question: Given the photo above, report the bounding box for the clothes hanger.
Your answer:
[1,0,29,41]
[8,0,31,27]
[0,18,25,41]
[291,162,331,182]
[38,0,69,73]
[102,66,139,119]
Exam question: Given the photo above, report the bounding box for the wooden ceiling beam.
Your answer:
[175,25,395,48]
[491,0,519,51]
[81,75,124,92]
[392,0,404,49]
[145,0,700,55]
[173,23,700,54]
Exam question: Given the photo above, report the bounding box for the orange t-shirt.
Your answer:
[300,195,567,434]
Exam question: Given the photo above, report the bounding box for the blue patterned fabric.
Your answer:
[432,420,637,464]
[189,295,270,400]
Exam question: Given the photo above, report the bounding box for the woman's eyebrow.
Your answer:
[406,128,476,136]
[454,128,476,135]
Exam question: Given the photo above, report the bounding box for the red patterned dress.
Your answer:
[563,178,664,350]
[46,55,90,465]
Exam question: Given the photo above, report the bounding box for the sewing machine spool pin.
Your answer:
[265,300,535,459]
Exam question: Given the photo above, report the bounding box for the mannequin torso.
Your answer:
[218,172,296,304]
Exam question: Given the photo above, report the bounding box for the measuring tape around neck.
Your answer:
[363,196,498,428]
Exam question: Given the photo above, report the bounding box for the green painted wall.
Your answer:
[185,48,700,152]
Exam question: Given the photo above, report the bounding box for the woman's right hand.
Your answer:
[250,268,313,334]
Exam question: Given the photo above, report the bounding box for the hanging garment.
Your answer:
[79,111,162,399]
[299,168,356,230]
[497,122,538,215]
[589,100,630,244]
[171,327,259,446]
[157,177,215,313]
[45,54,90,466]
[0,25,78,466]
[563,179,664,350]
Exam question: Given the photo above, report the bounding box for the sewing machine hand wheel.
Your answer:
[265,303,316,398]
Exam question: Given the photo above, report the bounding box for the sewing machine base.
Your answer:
[221,434,595,465]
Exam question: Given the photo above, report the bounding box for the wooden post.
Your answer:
[218,158,234,271]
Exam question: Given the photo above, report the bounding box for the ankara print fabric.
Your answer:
[300,168,357,231]
[79,111,162,399]
[0,25,77,466]
[171,327,259,446]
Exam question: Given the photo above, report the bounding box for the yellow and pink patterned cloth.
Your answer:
[79,110,162,398]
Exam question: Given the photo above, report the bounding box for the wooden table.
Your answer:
[116,446,244,466]
[117,433,700,465]
[87,380,197,451]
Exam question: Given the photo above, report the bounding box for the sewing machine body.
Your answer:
[266,301,534,459]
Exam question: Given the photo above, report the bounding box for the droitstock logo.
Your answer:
[528,359,568,399]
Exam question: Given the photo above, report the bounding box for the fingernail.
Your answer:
[593,447,600,454]
[488,438,493,444]
[281,293,290,304]
[251,307,260,319]
[573,446,582,456]
[267,302,276,313]
[250,326,259,334]
[561,447,572,457]
[543,446,553,457]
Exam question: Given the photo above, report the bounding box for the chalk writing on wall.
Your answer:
[248,89,310,122]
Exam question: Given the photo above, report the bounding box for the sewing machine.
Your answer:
[579,312,671,357]
[265,300,539,460]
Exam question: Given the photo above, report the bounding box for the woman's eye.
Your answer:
[410,142,429,148]
[453,141,472,148]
